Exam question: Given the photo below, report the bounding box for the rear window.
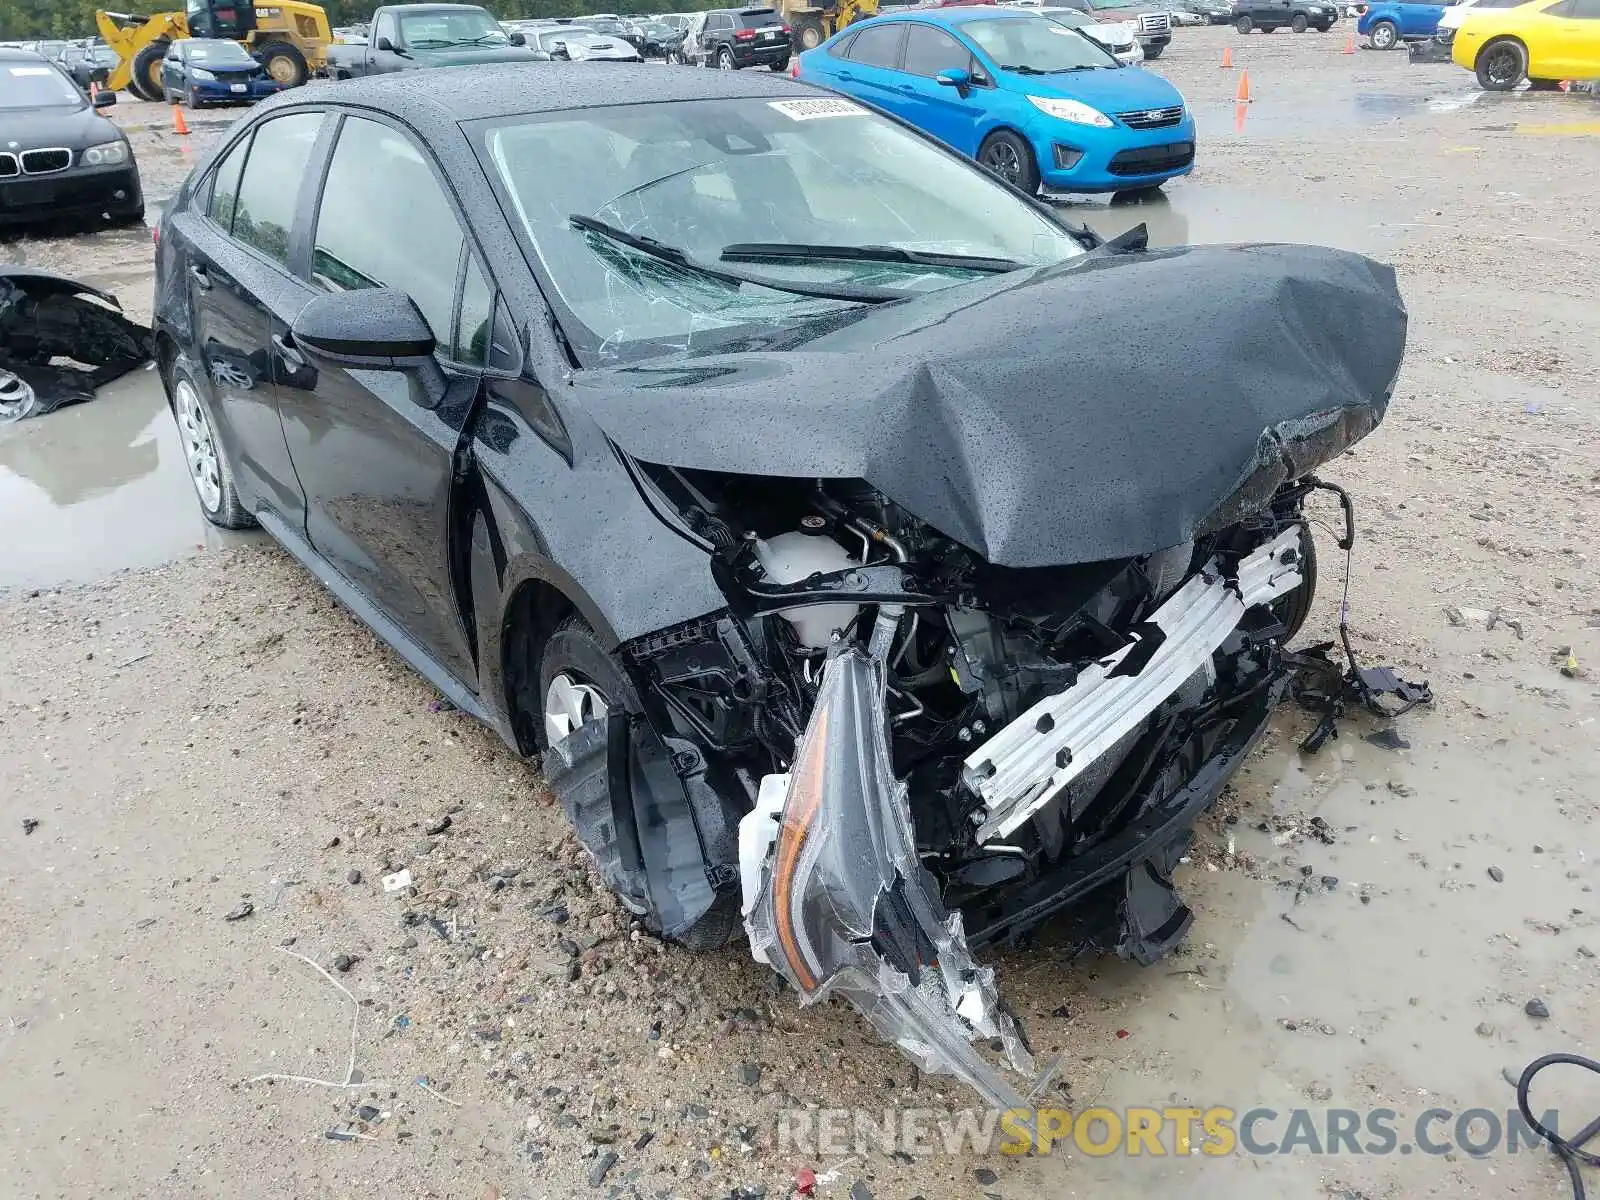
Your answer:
[736,8,784,26]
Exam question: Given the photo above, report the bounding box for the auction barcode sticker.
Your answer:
[768,98,866,121]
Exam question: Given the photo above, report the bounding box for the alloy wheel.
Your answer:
[1484,45,1519,86]
[982,142,1022,185]
[544,673,610,746]
[174,379,223,512]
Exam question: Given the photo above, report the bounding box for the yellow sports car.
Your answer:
[1451,0,1600,90]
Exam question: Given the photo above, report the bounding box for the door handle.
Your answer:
[188,264,212,290]
[271,332,305,372]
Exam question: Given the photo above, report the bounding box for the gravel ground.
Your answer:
[2,31,1598,1200]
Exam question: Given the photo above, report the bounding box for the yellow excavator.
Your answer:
[97,0,332,101]
[777,0,883,51]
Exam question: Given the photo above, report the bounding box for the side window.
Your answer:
[230,112,324,266]
[311,115,464,346]
[845,22,904,67]
[902,24,971,76]
[375,11,398,43]
[1571,0,1600,17]
[454,255,493,367]
[206,134,248,231]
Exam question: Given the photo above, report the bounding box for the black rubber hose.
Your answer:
[1515,1052,1600,1200]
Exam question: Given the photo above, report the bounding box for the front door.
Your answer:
[179,110,327,527]
[275,112,483,685]
[895,23,988,157]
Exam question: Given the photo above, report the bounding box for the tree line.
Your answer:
[1,0,731,41]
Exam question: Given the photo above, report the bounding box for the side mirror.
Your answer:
[936,66,972,94]
[293,288,435,364]
[510,30,526,44]
[93,89,117,108]
[375,35,395,50]
[293,289,445,406]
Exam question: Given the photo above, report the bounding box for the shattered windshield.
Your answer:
[478,96,1084,364]
[399,10,510,47]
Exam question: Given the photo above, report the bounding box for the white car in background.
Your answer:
[1039,5,1146,64]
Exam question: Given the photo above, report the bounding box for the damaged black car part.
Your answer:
[0,267,151,422]
[150,65,1412,1106]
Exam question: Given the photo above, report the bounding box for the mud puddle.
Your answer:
[1061,183,1388,253]
[1005,676,1598,1198]
[0,367,255,591]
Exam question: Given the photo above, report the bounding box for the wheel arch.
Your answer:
[1475,32,1527,65]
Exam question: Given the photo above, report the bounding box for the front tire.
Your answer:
[1475,37,1526,89]
[794,16,826,49]
[1270,527,1319,642]
[128,40,168,101]
[168,357,253,529]
[1368,18,1398,49]
[977,130,1040,194]
[1235,14,1253,31]
[536,619,741,952]
[1143,42,1165,59]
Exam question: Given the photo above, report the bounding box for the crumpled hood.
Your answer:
[571,242,1407,568]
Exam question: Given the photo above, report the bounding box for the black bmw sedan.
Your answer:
[0,48,142,228]
[151,63,1406,1107]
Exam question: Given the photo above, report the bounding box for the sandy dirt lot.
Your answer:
[2,30,1598,1200]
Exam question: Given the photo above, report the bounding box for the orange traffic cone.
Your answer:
[1343,33,1355,53]
[1234,101,1249,133]
[1235,69,1252,103]
[1221,46,1233,68]
[172,104,190,136]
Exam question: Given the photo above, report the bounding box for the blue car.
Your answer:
[1357,0,1445,48]
[159,38,283,108]
[797,7,1194,195]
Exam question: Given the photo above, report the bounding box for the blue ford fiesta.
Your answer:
[797,6,1195,195]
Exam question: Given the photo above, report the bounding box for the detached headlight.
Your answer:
[1027,94,1113,127]
[81,140,127,166]
[191,67,216,81]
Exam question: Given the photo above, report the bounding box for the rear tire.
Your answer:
[718,46,736,69]
[794,16,826,49]
[1291,13,1309,31]
[769,56,789,71]
[536,619,742,952]
[167,356,254,529]
[1368,18,1398,49]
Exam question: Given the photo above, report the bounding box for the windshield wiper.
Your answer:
[567,215,903,304]
[720,242,1022,275]
[999,63,1048,74]
[462,33,509,44]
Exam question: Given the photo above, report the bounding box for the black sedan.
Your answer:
[0,48,142,228]
[151,64,1406,1107]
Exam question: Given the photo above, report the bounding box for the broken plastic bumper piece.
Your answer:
[741,645,1035,1112]
[962,526,1304,843]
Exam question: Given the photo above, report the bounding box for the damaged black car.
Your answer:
[151,65,1408,1106]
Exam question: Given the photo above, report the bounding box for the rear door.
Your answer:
[1401,1,1446,34]
[275,112,487,684]
[1542,0,1600,75]
[830,21,909,113]
[895,22,988,156]
[176,110,328,528]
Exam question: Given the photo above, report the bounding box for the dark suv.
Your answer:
[701,6,792,70]
[1232,0,1339,31]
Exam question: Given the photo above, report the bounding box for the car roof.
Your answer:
[268,61,815,126]
[0,47,50,61]
[861,4,1040,25]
